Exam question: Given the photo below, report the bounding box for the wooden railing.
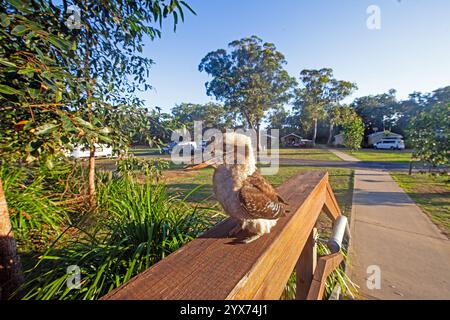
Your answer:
[102,170,344,300]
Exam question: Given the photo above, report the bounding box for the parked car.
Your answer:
[161,141,178,154]
[162,140,210,154]
[162,141,199,155]
[373,139,405,150]
[65,143,114,158]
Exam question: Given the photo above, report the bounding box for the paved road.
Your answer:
[348,169,450,299]
[133,150,411,171]
[275,158,410,171]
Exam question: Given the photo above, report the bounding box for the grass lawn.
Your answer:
[130,146,342,161]
[94,146,341,171]
[275,147,342,161]
[130,146,162,155]
[391,172,450,238]
[346,149,413,162]
[164,165,354,234]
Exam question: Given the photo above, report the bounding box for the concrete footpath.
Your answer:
[327,148,361,162]
[349,170,450,299]
[328,149,450,299]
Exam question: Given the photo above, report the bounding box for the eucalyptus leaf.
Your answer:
[35,123,58,135]
[0,84,21,95]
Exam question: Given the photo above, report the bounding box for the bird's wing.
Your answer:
[239,171,287,220]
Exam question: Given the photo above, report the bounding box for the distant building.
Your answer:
[367,131,403,146]
[332,133,345,146]
[281,133,303,147]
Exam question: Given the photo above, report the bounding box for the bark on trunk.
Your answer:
[88,145,96,206]
[312,118,318,147]
[84,1,95,207]
[0,178,23,300]
[255,123,260,153]
[327,123,334,145]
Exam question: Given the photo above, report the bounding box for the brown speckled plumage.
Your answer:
[239,170,287,220]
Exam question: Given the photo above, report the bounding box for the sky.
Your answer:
[137,0,450,113]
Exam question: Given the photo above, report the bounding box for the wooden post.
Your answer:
[296,227,317,300]
[307,252,344,300]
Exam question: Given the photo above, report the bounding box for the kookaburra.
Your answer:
[186,133,288,243]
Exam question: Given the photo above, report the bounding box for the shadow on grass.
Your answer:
[167,183,214,203]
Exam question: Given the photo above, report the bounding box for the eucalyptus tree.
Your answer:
[64,0,195,201]
[294,68,356,146]
[351,89,398,136]
[171,102,235,134]
[199,36,296,150]
[267,107,301,138]
[0,0,194,299]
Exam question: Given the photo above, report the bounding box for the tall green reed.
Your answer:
[20,173,212,300]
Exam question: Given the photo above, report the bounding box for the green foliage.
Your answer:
[408,103,450,167]
[328,104,364,150]
[171,102,235,133]
[0,0,195,165]
[342,116,364,150]
[199,35,296,130]
[20,174,211,300]
[351,89,398,135]
[0,161,76,251]
[0,0,79,163]
[115,156,170,178]
[294,68,357,143]
[352,86,450,140]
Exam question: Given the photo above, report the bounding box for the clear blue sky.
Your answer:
[138,0,450,113]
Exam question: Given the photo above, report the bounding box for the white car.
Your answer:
[65,144,114,158]
[163,141,209,154]
[373,139,405,150]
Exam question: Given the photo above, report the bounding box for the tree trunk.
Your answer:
[255,123,260,153]
[312,118,318,147]
[0,178,23,300]
[84,0,96,207]
[88,145,96,205]
[327,123,334,145]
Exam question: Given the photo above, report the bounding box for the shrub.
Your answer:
[20,174,212,300]
[0,164,71,252]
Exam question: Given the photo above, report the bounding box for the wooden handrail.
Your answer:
[102,170,342,300]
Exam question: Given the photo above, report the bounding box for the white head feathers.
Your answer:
[222,132,256,176]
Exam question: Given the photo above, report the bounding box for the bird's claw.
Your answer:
[242,234,262,244]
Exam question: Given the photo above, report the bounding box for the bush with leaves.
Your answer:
[19,173,212,300]
[408,103,450,168]
[342,116,364,150]
[115,156,169,179]
[0,164,71,252]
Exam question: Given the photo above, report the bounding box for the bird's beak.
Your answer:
[184,156,221,171]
